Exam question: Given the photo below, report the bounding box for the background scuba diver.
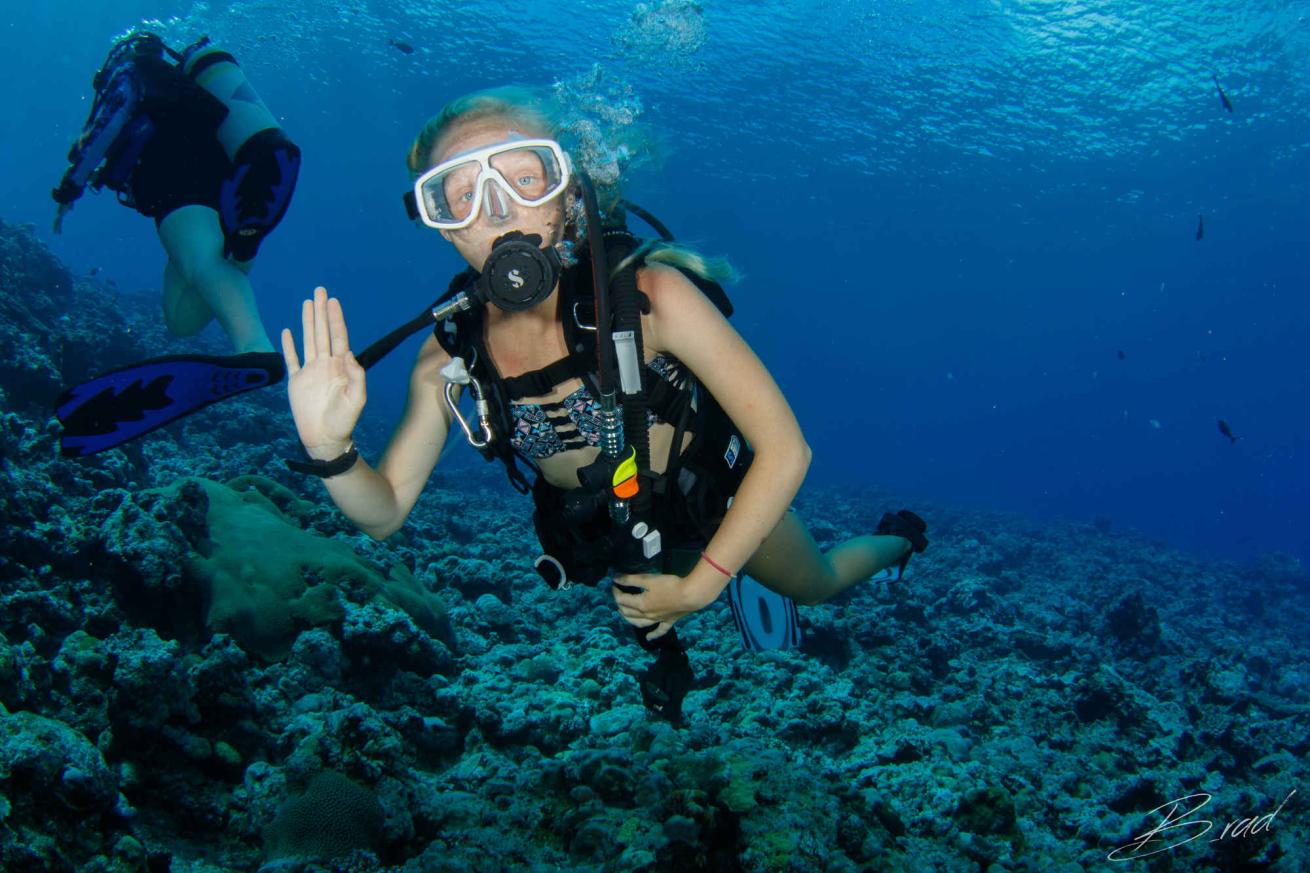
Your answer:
[280,87,928,704]
[52,32,300,354]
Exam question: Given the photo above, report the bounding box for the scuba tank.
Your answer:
[51,33,171,232]
[180,39,283,165]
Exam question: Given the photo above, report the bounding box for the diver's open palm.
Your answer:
[281,286,366,455]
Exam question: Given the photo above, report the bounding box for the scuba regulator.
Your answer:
[476,231,566,313]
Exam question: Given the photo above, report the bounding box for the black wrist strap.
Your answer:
[285,442,359,478]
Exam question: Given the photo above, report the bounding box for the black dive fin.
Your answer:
[875,509,929,579]
[55,351,285,457]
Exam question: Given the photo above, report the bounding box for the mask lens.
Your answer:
[489,145,564,203]
[420,159,480,224]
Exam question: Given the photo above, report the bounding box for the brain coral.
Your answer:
[263,769,384,862]
[164,477,448,661]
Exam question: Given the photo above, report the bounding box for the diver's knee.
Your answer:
[171,251,226,289]
[788,576,835,607]
[166,252,199,286]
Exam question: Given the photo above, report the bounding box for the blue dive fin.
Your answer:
[869,566,898,583]
[56,351,285,457]
[727,575,801,652]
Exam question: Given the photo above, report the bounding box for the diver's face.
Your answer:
[430,118,571,271]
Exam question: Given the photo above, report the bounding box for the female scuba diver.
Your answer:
[280,87,928,723]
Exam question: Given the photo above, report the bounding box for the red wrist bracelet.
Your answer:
[701,551,735,580]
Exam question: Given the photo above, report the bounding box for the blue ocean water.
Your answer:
[5,0,1306,566]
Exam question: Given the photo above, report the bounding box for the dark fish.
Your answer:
[89,266,100,276]
[1212,75,1234,113]
[1117,349,1126,360]
[1218,419,1238,443]
[1195,214,1204,241]
[106,279,117,288]
[389,39,415,55]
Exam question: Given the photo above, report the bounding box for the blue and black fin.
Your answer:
[56,351,285,457]
[727,575,802,652]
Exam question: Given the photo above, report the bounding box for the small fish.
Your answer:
[1212,75,1234,113]
[89,266,100,276]
[106,278,117,288]
[389,38,415,55]
[1217,419,1238,443]
[1117,350,1126,360]
[1150,419,1162,429]
[1196,214,1204,241]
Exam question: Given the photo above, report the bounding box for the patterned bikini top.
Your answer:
[508,353,684,459]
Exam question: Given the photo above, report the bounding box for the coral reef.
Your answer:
[2,219,1308,870]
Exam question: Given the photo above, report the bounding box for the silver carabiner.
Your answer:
[440,355,494,448]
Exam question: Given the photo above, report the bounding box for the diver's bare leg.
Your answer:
[742,511,910,606]
[158,205,272,353]
[162,257,213,336]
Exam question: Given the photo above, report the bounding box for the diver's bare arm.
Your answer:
[642,265,811,601]
[322,335,454,539]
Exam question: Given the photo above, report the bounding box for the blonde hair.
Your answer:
[407,85,739,286]
[616,239,742,286]
[405,85,561,177]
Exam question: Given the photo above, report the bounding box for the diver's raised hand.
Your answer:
[281,286,366,457]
